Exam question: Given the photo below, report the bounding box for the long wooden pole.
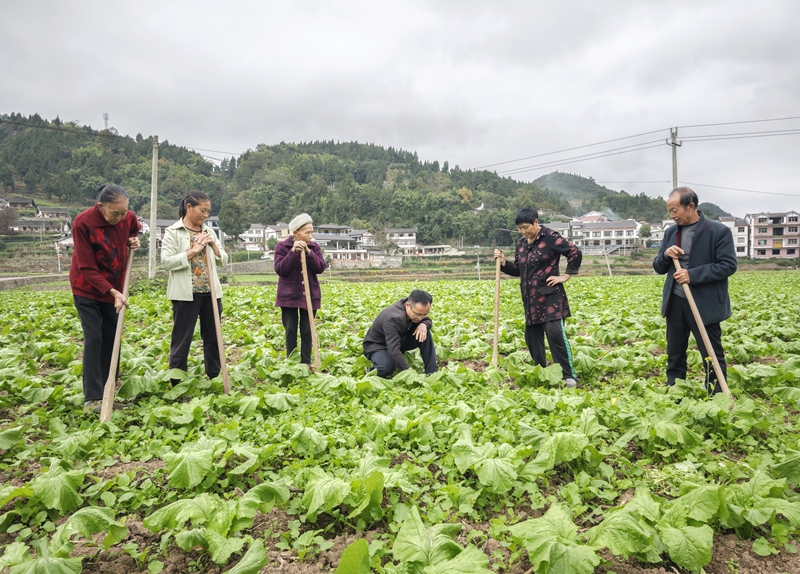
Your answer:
[206,244,230,394]
[148,136,158,279]
[300,250,321,369]
[491,257,501,367]
[673,259,732,398]
[100,249,135,422]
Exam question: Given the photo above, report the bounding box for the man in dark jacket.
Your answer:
[653,187,737,394]
[363,289,438,377]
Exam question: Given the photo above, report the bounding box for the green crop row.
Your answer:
[0,271,799,573]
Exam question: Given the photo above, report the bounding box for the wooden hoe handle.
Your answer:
[673,259,732,399]
[100,249,134,422]
[301,250,321,370]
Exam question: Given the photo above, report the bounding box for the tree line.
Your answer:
[1,113,690,246]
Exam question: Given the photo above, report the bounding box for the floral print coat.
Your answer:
[501,227,582,325]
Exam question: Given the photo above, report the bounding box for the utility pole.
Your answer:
[148,136,159,278]
[55,241,61,274]
[667,127,682,189]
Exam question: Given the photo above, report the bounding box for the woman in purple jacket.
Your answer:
[274,213,327,365]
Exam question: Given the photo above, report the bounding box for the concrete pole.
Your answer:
[670,128,681,189]
[148,136,159,278]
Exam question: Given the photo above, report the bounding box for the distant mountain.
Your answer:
[532,171,666,222]
[697,202,732,220]
[533,172,617,203]
[532,171,733,222]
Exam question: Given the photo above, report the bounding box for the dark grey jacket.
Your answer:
[362,298,433,371]
[653,212,737,325]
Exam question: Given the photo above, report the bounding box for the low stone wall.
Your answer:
[0,274,67,291]
[224,256,402,273]
[223,260,274,274]
[332,256,403,269]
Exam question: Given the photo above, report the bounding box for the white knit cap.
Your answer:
[288,213,313,233]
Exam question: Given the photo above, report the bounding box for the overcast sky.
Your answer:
[2,0,799,217]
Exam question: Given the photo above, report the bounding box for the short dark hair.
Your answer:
[178,190,211,218]
[96,184,128,204]
[515,206,539,225]
[670,187,699,208]
[408,289,433,306]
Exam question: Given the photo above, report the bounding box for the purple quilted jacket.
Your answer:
[273,236,326,309]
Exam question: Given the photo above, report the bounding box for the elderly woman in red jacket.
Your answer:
[70,184,140,413]
[274,213,326,365]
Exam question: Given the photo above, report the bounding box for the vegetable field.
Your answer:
[2,272,800,574]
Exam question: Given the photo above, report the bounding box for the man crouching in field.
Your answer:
[363,289,438,377]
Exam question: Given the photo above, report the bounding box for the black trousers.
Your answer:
[524,319,577,381]
[281,307,316,364]
[366,325,439,378]
[169,294,222,380]
[74,295,120,402]
[666,295,725,394]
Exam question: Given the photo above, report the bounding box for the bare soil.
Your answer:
[28,524,800,574]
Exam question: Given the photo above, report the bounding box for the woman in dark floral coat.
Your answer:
[494,206,582,387]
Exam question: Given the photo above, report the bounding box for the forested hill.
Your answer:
[1,113,727,245]
[533,171,618,202]
[0,114,567,245]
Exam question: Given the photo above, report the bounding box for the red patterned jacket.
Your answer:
[69,206,140,303]
[501,227,582,325]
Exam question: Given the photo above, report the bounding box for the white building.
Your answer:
[315,223,351,235]
[265,223,289,240]
[719,217,750,258]
[349,229,374,247]
[387,228,417,253]
[578,220,642,254]
[241,223,266,245]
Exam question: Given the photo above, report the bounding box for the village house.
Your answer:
[387,228,417,253]
[577,220,642,255]
[37,207,69,218]
[10,219,65,233]
[241,223,266,245]
[6,197,36,210]
[719,217,750,258]
[746,211,800,259]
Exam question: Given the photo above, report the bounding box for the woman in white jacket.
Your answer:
[161,190,228,384]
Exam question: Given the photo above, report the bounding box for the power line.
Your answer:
[477,115,800,172]
[596,181,670,184]
[681,181,800,198]
[497,141,665,176]
[497,126,800,177]
[187,146,240,155]
[474,128,667,169]
[677,115,800,129]
[680,130,800,143]
[199,153,225,162]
